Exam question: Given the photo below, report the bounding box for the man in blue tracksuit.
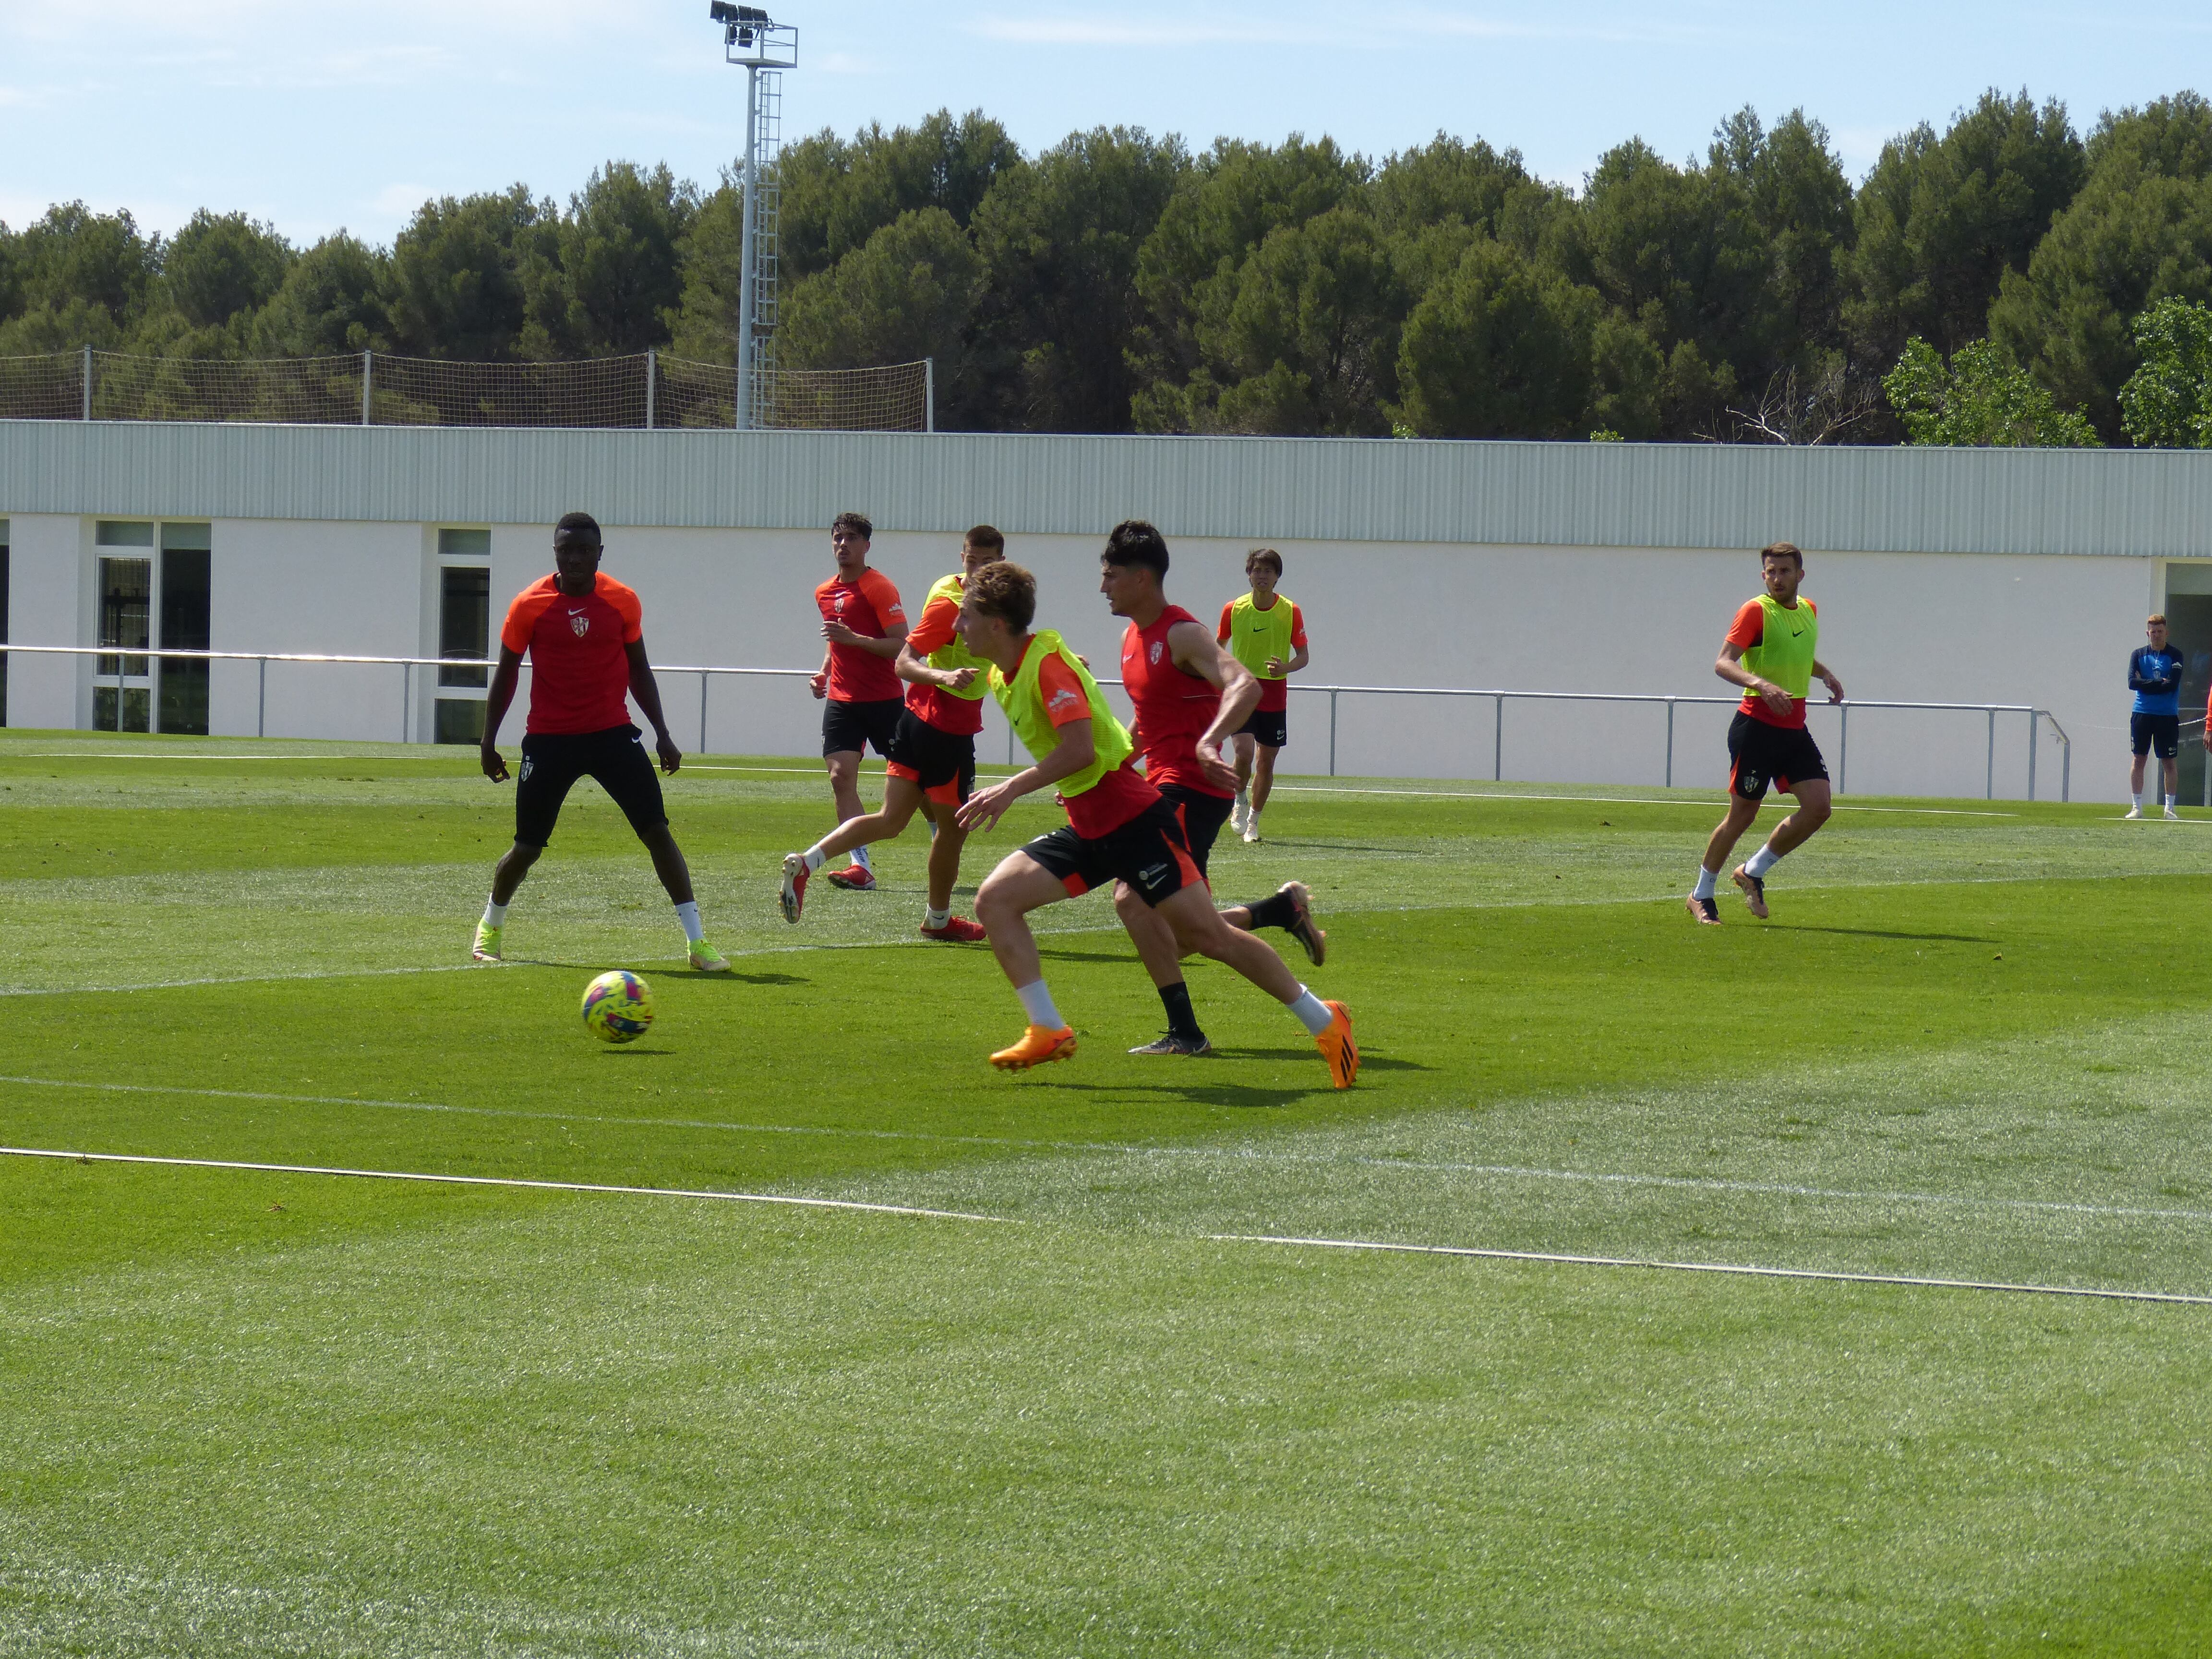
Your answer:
[2128,613,2186,818]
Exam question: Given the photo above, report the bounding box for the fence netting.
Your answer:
[0,350,930,432]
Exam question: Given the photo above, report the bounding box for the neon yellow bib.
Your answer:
[1226,591,1298,681]
[924,573,990,701]
[989,629,1134,799]
[1741,595,1818,699]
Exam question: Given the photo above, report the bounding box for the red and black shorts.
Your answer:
[1018,797,1202,908]
[1156,782,1236,878]
[822,697,902,759]
[1728,710,1829,801]
[884,708,977,806]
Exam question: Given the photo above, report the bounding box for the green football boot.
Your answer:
[471,921,503,962]
[687,938,732,973]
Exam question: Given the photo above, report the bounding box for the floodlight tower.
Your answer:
[709,3,797,429]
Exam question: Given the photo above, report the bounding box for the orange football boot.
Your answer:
[990,1025,1077,1070]
[1316,1001,1359,1089]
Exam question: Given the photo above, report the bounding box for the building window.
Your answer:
[94,519,210,735]
[434,527,491,744]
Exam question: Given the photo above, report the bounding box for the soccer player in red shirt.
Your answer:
[954,560,1357,1088]
[471,512,729,971]
[1688,542,1845,925]
[811,511,908,892]
[1104,521,1329,1055]
[779,526,999,942]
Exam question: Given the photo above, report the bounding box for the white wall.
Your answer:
[0,512,2155,801]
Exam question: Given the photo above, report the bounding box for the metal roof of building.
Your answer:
[5,419,2211,556]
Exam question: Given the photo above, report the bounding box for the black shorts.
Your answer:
[884,708,977,805]
[1236,707,1288,749]
[515,723,667,847]
[1019,797,1202,909]
[2132,712,2180,759]
[1157,782,1236,878]
[823,697,902,759]
[1728,711,1829,800]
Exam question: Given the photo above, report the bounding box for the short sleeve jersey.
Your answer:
[499,571,643,735]
[1217,597,1308,713]
[903,582,985,736]
[1725,597,1818,730]
[816,569,906,704]
[1034,649,1159,838]
[1122,606,1229,799]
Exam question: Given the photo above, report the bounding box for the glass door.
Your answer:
[96,554,153,732]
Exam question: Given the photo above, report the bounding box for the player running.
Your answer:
[1688,541,1844,925]
[811,511,908,892]
[1103,520,1329,1056]
[780,526,1002,941]
[1218,547,1309,844]
[472,512,730,971]
[952,560,1357,1088]
[2127,613,2184,818]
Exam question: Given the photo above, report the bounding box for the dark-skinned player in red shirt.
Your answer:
[1103,520,1328,1055]
[471,512,730,972]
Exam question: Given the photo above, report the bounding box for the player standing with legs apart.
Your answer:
[1102,522,1330,1056]
[1218,548,1309,844]
[1688,542,1845,926]
[472,512,730,971]
[811,512,908,892]
[953,561,1357,1087]
[781,526,1000,940]
[2126,614,2184,818]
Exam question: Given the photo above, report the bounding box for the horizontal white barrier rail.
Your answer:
[0,644,2073,803]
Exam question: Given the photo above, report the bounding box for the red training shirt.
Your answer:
[902,579,984,736]
[1023,642,1159,838]
[500,571,643,736]
[1121,605,1230,800]
[1725,597,1819,730]
[816,569,906,703]
[1216,600,1308,712]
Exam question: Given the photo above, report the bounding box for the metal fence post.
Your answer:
[646,350,657,430]
[1664,699,1675,788]
[699,669,709,754]
[1328,689,1339,778]
[925,358,936,433]
[2027,710,2037,804]
[1494,693,1503,782]
[1986,706,1995,800]
[401,661,411,743]
[1839,703,1848,796]
[361,351,372,425]
[82,345,92,420]
[257,658,267,738]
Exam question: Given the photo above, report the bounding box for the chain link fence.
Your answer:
[0,349,932,432]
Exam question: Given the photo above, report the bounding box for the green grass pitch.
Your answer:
[5,730,2212,1654]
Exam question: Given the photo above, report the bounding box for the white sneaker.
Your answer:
[1230,793,1251,835]
[1242,813,1262,844]
[2166,805,2181,820]
[2124,805,2142,819]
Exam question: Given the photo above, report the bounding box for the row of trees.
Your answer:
[5,90,2212,444]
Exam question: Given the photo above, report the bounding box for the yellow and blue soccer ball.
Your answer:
[581,970,654,1044]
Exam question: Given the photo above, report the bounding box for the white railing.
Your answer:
[0,645,2074,803]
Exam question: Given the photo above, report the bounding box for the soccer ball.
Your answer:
[581,970,654,1044]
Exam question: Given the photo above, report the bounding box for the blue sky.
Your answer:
[2,1,2207,246]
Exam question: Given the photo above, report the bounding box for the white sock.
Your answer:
[853,844,874,872]
[2134,793,2145,808]
[1286,987,1334,1036]
[481,898,508,927]
[925,905,951,930]
[1016,979,1063,1030]
[1692,867,1718,901]
[1744,844,1781,879]
[674,901,703,943]
[803,845,829,872]
[2166,794,2177,809]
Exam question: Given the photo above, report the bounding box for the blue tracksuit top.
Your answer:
[2130,645,2185,716]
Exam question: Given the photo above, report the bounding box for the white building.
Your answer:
[5,420,2211,803]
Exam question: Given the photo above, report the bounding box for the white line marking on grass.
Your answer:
[1269,784,2019,817]
[1212,1233,2212,1306]
[12,1074,2212,1228]
[0,1145,1006,1223]
[0,963,487,998]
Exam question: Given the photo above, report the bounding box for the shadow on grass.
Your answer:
[1040,1079,1320,1110]
[509,958,808,986]
[1210,1047,1431,1072]
[1761,926,1998,944]
[599,1047,673,1058]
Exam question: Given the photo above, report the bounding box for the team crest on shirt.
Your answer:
[571,613,590,637]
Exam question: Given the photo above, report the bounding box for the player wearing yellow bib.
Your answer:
[954,561,1358,1087]
[1217,548,1309,843]
[780,527,1002,941]
[1689,542,1845,925]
